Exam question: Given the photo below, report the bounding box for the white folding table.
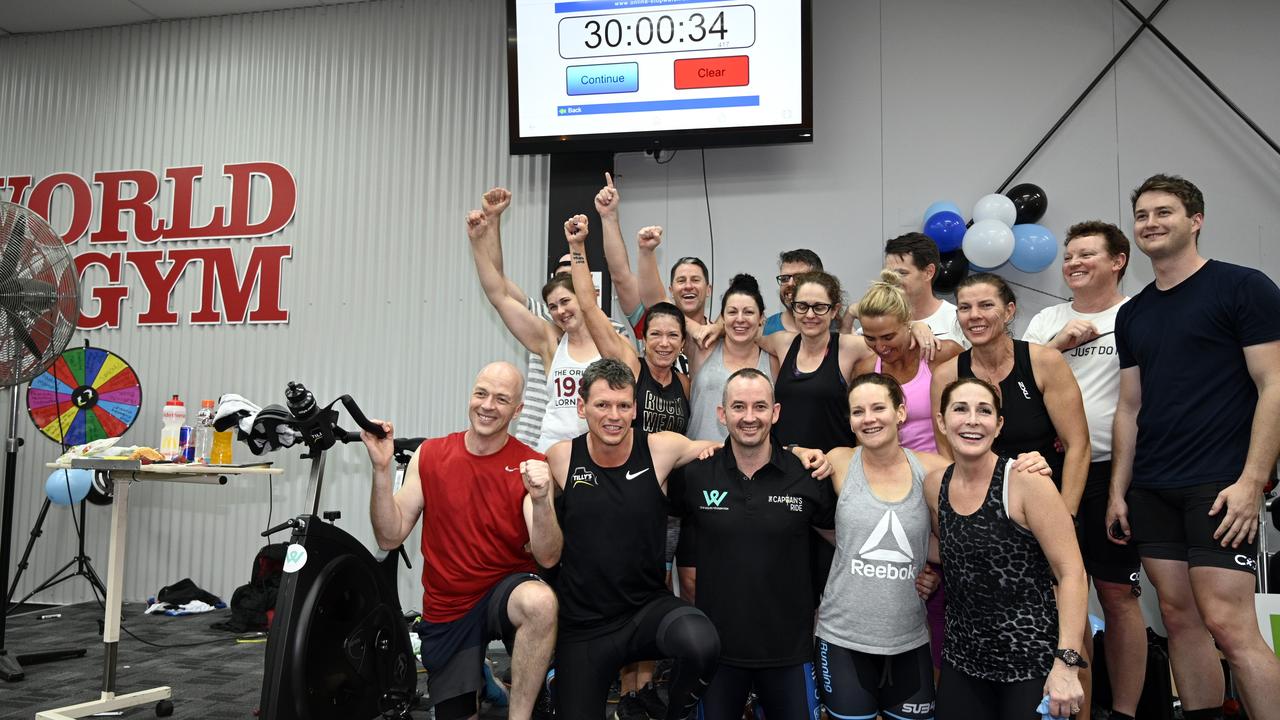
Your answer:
[35,459,282,720]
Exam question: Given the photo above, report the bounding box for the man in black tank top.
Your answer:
[540,358,724,719]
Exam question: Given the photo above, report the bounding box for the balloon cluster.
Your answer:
[921,183,1055,292]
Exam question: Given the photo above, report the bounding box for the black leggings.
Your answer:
[556,595,720,719]
[815,638,935,720]
[698,662,820,720]
[936,661,1045,720]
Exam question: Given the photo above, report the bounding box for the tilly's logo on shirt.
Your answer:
[851,510,917,580]
[571,467,598,489]
[701,489,729,510]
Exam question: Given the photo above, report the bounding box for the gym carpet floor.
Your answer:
[0,601,601,719]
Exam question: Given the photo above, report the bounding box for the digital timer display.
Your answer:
[509,0,811,154]
[558,6,755,59]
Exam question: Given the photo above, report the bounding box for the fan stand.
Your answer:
[1,386,88,682]
[7,496,108,608]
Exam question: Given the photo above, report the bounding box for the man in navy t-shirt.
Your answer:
[1107,174,1280,720]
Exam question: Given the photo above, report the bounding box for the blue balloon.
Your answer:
[46,468,93,505]
[923,210,966,253]
[1010,223,1058,273]
[922,200,962,225]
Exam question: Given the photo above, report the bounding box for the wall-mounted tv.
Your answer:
[507,0,812,155]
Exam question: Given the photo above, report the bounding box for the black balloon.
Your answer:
[1006,183,1048,224]
[934,249,969,296]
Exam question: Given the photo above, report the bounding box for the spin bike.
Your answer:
[253,382,424,720]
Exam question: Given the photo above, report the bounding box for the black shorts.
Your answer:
[416,572,544,715]
[1077,462,1141,585]
[815,638,934,720]
[1127,482,1259,574]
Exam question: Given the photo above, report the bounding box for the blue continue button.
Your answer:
[566,62,639,96]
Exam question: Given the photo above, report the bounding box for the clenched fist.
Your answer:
[465,210,489,242]
[637,225,663,251]
[564,214,590,247]
[521,459,553,501]
[482,187,512,216]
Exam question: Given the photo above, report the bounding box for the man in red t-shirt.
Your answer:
[364,361,560,720]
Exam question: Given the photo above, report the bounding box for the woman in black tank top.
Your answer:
[929,273,1091,516]
[757,271,873,452]
[925,377,1087,720]
[568,247,691,436]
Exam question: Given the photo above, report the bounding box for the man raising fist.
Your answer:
[363,361,558,720]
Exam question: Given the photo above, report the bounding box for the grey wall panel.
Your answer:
[1,0,549,610]
[616,0,1279,334]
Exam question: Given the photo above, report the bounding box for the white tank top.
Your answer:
[535,334,598,452]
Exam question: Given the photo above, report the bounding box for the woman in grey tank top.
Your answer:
[813,374,1054,720]
[686,274,774,441]
[815,374,951,719]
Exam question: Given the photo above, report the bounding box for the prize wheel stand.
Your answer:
[6,345,142,659]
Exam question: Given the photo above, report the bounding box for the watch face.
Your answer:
[1056,649,1084,666]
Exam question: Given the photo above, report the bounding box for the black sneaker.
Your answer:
[635,684,668,719]
[614,692,649,720]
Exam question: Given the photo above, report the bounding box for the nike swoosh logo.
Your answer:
[624,468,651,480]
[505,466,519,472]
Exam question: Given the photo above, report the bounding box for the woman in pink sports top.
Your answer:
[853,270,964,452]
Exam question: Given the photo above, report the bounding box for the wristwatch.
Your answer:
[1052,648,1089,668]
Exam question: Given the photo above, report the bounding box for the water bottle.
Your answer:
[160,395,186,460]
[194,400,215,464]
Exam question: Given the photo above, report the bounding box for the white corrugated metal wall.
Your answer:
[0,0,548,610]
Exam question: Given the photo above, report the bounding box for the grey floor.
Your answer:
[0,602,621,719]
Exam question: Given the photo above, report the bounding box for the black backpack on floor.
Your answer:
[211,542,289,633]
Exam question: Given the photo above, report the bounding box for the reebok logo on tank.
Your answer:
[851,509,917,580]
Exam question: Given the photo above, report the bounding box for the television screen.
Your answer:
[507,0,812,154]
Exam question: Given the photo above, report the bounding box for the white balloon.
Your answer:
[963,219,1016,269]
[972,193,1017,227]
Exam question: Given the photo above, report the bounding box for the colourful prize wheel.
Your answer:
[27,346,142,445]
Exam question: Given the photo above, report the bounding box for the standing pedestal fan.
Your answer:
[0,200,81,681]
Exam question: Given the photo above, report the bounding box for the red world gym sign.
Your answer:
[0,161,295,329]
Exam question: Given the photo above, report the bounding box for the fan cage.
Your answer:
[0,201,81,388]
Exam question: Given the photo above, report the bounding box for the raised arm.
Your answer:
[637,224,671,309]
[363,420,424,551]
[468,210,558,363]
[521,459,563,568]
[594,172,644,318]
[564,213,640,374]
[1034,346,1091,515]
[1106,366,1141,544]
[480,187,528,304]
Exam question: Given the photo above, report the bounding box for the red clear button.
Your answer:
[674,55,749,90]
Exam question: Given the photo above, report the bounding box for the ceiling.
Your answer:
[0,0,371,36]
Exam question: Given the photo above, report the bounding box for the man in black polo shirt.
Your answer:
[670,367,836,720]
[1107,174,1280,720]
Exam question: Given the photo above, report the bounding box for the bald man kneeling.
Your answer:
[363,361,559,720]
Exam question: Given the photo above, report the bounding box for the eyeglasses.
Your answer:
[791,301,833,316]
[776,274,794,285]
